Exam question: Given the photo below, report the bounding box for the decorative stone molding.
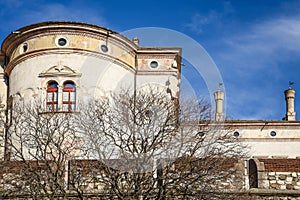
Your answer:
[39,64,81,78]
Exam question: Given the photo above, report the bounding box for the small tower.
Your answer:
[132,37,139,46]
[284,82,296,121]
[214,83,225,121]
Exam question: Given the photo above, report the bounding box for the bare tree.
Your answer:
[0,88,246,199]
[0,102,82,199]
[74,87,246,199]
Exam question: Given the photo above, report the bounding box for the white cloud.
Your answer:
[0,1,108,34]
[226,18,300,56]
[0,0,23,8]
[184,1,234,34]
[183,8,300,120]
[217,16,300,120]
[185,11,220,34]
[22,3,107,26]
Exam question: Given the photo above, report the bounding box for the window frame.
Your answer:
[62,81,76,112]
[46,81,59,112]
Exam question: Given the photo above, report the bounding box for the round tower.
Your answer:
[1,21,181,112]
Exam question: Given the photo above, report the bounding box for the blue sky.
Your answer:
[1,0,300,120]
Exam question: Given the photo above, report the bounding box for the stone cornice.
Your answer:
[239,138,300,142]
[5,48,135,75]
[136,71,178,76]
[137,47,182,54]
[197,120,300,126]
[137,55,177,59]
[223,120,300,129]
[1,21,138,57]
[248,188,300,196]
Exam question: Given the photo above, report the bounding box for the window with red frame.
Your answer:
[47,81,58,112]
[62,81,76,112]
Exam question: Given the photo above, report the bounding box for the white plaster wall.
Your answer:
[0,67,6,104]
[136,74,179,96]
[237,128,300,139]
[244,141,300,158]
[232,126,300,157]
[9,54,130,99]
[9,53,177,105]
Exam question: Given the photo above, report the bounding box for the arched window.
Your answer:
[62,81,76,112]
[47,81,58,112]
[249,159,258,188]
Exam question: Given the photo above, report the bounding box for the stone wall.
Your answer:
[2,158,300,199]
[264,172,300,190]
[257,159,300,190]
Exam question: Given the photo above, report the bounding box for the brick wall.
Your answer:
[259,159,300,172]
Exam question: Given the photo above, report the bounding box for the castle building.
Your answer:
[1,21,300,198]
[0,21,181,160]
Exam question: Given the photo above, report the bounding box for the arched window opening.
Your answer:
[62,81,76,112]
[249,159,258,188]
[47,81,58,112]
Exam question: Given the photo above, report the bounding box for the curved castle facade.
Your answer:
[0,21,181,111]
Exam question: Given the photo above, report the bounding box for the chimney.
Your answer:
[132,37,139,46]
[214,85,224,121]
[284,87,296,121]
